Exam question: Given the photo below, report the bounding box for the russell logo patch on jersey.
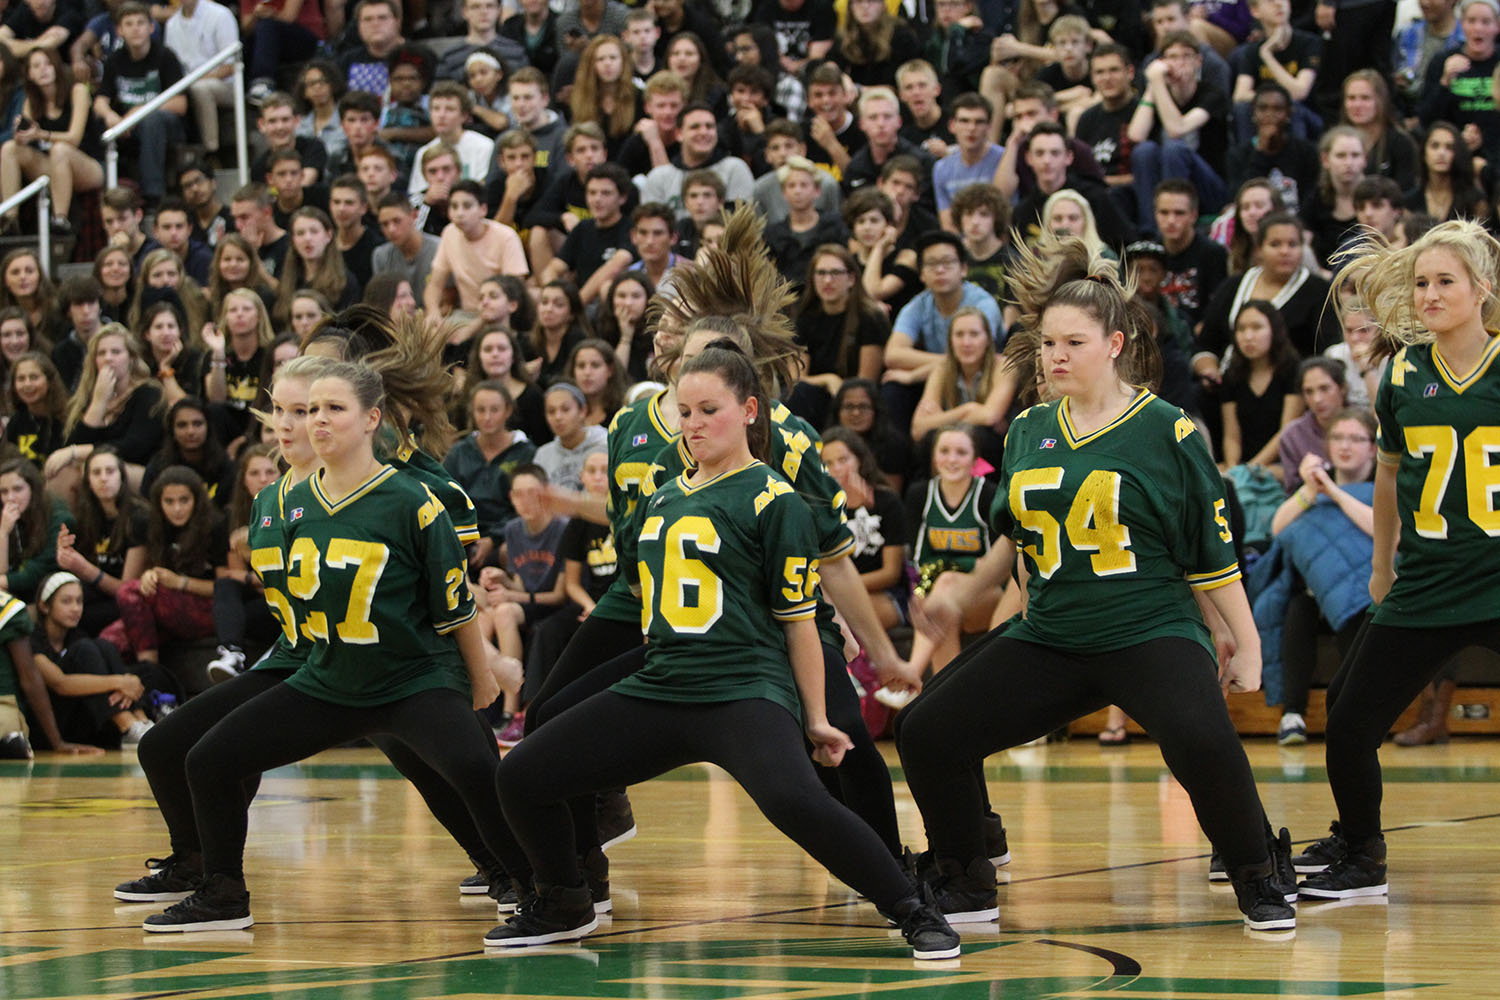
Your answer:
[261,516,273,527]
[290,508,304,521]
[1041,439,1056,449]
[632,433,650,446]
[1424,383,1439,397]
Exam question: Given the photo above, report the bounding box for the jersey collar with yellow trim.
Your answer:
[309,464,398,514]
[1432,332,1500,395]
[1056,389,1154,448]
[676,459,764,495]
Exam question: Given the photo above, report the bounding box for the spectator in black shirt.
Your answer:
[1229,0,1321,142]
[1,0,85,58]
[1074,43,1138,189]
[329,174,379,290]
[151,198,213,286]
[804,61,865,180]
[524,121,608,278]
[250,92,328,187]
[266,149,329,232]
[1225,82,1320,215]
[1127,31,1229,227]
[228,183,289,281]
[1153,178,1226,329]
[752,0,833,78]
[842,86,936,210]
[537,162,635,304]
[1420,0,1500,165]
[615,69,685,179]
[766,155,850,288]
[177,160,233,249]
[91,2,184,204]
[488,128,544,235]
[895,59,953,160]
[1015,122,1130,250]
[501,0,560,78]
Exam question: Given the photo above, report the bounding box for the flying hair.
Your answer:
[1003,232,1161,397]
[1332,219,1500,361]
[650,204,800,396]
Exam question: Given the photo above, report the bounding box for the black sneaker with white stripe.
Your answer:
[982,812,1011,866]
[483,883,597,947]
[142,874,253,932]
[1292,822,1346,874]
[1299,835,1388,899]
[115,854,202,902]
[1230,865,1296,931]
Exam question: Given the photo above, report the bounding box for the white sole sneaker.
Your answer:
[115,888,194,903]
[600,823,636,851]
[1298,882,1388,900]
[143,914,254,933]
[483,914,598,948]
[942,906,999,923]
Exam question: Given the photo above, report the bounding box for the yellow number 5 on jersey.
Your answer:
[638,514,723,634]
[1405,425,1500,538]
[1010,467,1137,578]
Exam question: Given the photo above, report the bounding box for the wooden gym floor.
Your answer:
[3,735,1499,999]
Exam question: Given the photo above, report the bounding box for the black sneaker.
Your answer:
[580,848,611,914]
[461,868,497,896]
[0,731,32,759]
[982,813,1011,866]
[1299,835,1387,899]
[886,886,962,960]
[1207,850,1228,883]
[597,789,636,850]
[142,874,252,932]
[483,883,597,947]
[116,854,202,902]
[1269,827,1299,904]
[926,856,998,923]
[1292,822,1346,874]
[1231,870,1297,931]
[496,878,535,915]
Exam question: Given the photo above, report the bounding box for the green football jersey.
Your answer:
[614,460,821,719]
[591,390,679,625]
[993,390,1240,654]
[390,440,481,547]
[1374,339,1500,626]
[278,466,477,707]
[623,402,853,650]
[912,477,995,571]
[0,593,31,698]
[247,473,310,674]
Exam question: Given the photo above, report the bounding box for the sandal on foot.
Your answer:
[1098,725,1129,746]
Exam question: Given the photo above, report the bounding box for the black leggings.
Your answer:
[899,635,1271,871]
[185,682,528,880]
[1281,596,1366,715]
[1324,616,1500,842]
[495,691,913,908]
[530,636,904,857]
[522,614,642,736]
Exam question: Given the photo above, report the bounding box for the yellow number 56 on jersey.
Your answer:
[638,515,723,634]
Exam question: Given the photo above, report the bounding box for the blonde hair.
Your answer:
[218,288,276,349]
[64,324,155,436]
[1335,218,1500,360]
[130,247,209,343]
[1041,189,1105,258]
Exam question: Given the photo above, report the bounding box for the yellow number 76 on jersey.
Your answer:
[1010,467,1137,578]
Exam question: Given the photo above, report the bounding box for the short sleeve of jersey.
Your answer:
[394,443,481,545]
[772,410,854,561]
[1375,350,1404,466]
[416,489,477,634]
[1171,415,1242,591]
[0,595,32,644]
[757,484,822,623]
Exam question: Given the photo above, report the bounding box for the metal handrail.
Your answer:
[0,176,52,277]
[103,41,248,190]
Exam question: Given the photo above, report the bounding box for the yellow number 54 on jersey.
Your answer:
[1009,467,1137,578]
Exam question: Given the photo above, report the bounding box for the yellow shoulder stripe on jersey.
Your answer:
[771,401,792,424]
[772,601,818,621]
[1058,389,1154,448]
[434,604,478,635]
[275,472,294,518]
[310,465,398,514]
[1433,332,1500,394]
[0,595,25,630]
[820,535,856,561]
[1186,562,1243,591]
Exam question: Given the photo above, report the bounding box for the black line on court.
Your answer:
[1036,938,1142,976]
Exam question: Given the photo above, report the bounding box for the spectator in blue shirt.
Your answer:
[933,93,1001,232]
